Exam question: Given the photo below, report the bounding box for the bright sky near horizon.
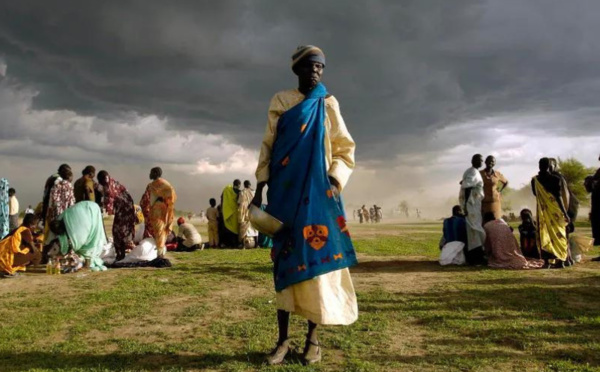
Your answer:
[1,1,599,217]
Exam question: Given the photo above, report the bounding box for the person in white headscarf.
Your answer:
[459,154,487,265]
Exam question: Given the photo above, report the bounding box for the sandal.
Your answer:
[303,339,322,365]
[265,339,291,365]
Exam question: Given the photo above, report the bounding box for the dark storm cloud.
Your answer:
[1,0,599,159]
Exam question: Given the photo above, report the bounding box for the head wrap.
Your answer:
[177,217,185,225]
[291,45,326,71]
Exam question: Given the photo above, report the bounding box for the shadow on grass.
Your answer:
[356,278,600,368]
[172,262,272,281]
[352,259,487,273]
[0,351,273,371]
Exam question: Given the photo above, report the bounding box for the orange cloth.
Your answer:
[140,178,177,250]
[0,226,33,275]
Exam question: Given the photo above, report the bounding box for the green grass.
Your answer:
[0,222,599,371]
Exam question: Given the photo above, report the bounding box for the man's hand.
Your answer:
[330,184,340,198]
[252,182,267,207]
[328,177,341,197]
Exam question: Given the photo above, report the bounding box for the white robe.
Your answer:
[459,167,486,250]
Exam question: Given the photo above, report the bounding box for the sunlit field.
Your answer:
[1,221,599,372]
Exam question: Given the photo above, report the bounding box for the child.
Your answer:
[206,198,219,248]
[518,209,539,259]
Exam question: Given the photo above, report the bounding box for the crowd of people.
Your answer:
[441,154,600,268]
[0,164,184,275]
[1,44,599,367]
[353,205,383,223]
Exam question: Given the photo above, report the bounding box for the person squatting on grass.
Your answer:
[253,45,358,365]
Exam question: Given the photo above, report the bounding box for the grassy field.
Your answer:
[1,221,600,372]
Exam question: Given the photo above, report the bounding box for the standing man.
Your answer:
[74,165,96,203]
[253,45,358,365]
[220,179,241,247]
[238,180,258,248]
[206,198,219,248]
[8,188,19,231]
[459,154,486,265]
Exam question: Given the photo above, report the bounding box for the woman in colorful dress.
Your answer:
[480,155,509,219]
[531,158,570,268]
[45,168,75,244]
[253,45,357,365]
[140,167,177,258]
[98,171,137,261]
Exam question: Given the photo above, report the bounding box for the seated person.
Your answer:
[518,209,539,259]
[47,201,108,272]
[439,205,468,265]
[175,217,203,252]
[483,212,544,269]
[441,205,468,248]
[0,214,42,277]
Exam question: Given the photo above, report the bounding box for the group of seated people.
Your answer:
[440,205,590,269]
[0,201,209,278]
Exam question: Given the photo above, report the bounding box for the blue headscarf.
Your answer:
[266,83,357,291]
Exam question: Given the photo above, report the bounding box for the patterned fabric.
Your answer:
[104,177,136,259]
[48,178,75,223]
[484,220,544,269]
[533,177,568,261]
[0,226,33,275]
[256,89,355,192]
[0,178,9,239]
[140,178,177,251]
[265,83,357,292]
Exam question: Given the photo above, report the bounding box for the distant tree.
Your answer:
[558,157,595,205]
[399,201,410,218]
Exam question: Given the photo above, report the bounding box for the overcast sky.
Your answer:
[1,0,599,216]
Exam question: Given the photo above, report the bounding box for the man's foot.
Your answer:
[265,339,290,365]
[302,339,321,365]
[591,256,600,262]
